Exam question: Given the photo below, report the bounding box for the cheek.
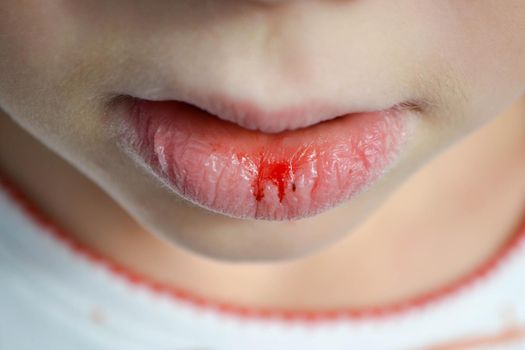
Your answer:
[0,3,71,75]
[0,4,67,120]
[418,1,525,128]
[0,2,104,145]
[451,3,525,91]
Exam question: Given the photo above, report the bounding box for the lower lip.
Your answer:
[116,98,414,221]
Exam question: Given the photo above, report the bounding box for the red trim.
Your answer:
[1,173,525,323]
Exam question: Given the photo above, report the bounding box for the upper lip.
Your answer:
[130,93,401,134]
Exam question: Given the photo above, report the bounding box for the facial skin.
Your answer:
[0,1,524,261]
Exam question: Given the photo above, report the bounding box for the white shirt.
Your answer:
[1,177,525,350]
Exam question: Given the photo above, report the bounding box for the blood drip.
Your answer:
[254,161,293,202]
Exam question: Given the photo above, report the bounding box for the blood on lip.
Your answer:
[253,159,294,202]
[121,98,411,220]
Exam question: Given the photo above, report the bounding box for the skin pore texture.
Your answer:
[0,1,525,309]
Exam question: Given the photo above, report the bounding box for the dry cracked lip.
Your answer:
[112,96,416,221]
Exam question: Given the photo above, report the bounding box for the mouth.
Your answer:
[111,95,417,221]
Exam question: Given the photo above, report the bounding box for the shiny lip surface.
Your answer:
[114,96,415,221]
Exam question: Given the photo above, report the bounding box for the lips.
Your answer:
[114,97,415,221]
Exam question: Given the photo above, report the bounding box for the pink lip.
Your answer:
[115,97,414,220]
